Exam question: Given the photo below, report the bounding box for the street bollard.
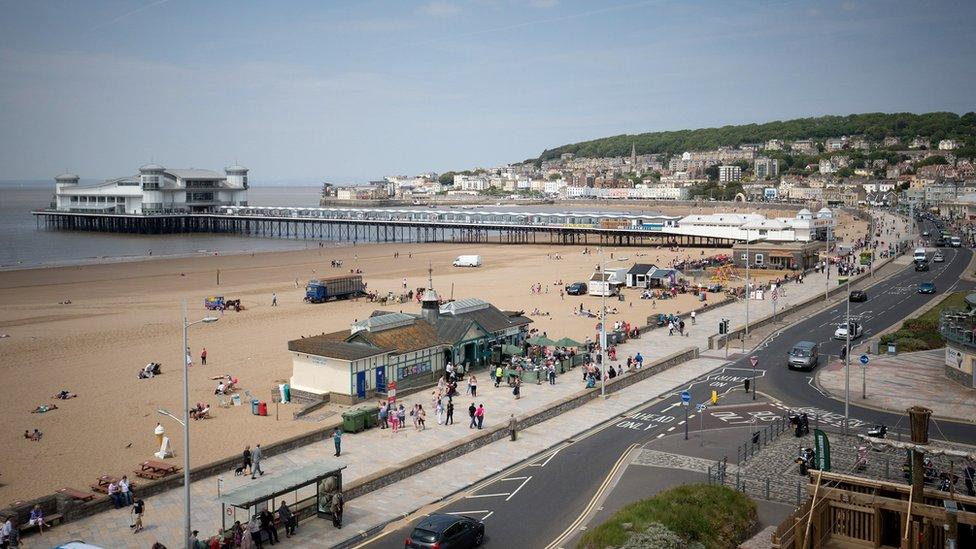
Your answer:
[796,481,802,506]
[765,478,771,500]
[737,446,741,467]
[736,470,741,490]
[708,465,712,485]
[815,413,819,432]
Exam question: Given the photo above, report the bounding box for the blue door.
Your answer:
[356,371,366,399]
[375,366,386,392]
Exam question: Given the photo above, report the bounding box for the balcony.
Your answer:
[939,309,976,348]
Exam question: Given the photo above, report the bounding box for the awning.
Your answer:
[527,336,557,347]
[500,344,524,356]
[553,337,584,348]
[218,460,346,509]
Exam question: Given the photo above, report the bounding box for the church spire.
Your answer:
[630,142,637,171]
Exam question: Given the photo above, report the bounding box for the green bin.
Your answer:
[341,410,365,433]
[360,406,379,428]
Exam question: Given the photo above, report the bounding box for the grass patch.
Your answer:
[880,291,969,351]
[578,484,757,549]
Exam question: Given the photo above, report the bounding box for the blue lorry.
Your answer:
[304,275,365,303]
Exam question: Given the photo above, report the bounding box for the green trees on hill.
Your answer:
[536,112,976,163]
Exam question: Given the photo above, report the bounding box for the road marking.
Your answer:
[543,443,639,549]
[466,492,509,499]
[677,420,686,425]
[505,476,533,501]
[666,426,676,432]
[501,476,529,481]
[529,445,564,468]
[656,433,665,438]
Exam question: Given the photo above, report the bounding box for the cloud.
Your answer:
[421,1,462,16]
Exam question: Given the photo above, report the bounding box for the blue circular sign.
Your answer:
[859,354,869,365]
[680,390,691,403]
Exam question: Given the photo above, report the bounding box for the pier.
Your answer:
[32,207,740,247]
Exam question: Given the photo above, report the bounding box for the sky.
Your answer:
[0,0,974,184]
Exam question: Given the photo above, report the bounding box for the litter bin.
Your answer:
[251,399,260,415]
[887,342,897,355]
[360,406,379,428]
[258,401,268,416]
[342,410,365,433]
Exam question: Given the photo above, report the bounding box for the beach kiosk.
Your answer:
[217,460,346,531]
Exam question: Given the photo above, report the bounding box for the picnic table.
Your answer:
[135,460,181,480]
[90,474,118,494]
[57,487,95,501]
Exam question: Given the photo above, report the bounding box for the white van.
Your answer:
[913,248,927,262]
[453,255,482,267]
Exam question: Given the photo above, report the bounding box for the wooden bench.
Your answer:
[56,487,95,502]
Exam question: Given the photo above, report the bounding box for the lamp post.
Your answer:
[844,273,852,436]
[744,228,750,353]
[164,301,218,549]
[599,247,607,398]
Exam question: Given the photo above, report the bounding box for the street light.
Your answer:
[599,247,607,399]
[167,301,218,549]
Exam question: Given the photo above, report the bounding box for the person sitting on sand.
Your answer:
[25,429,42,441]
[214,381,227,395]
[53,390,77,399]
[30,404,57,413]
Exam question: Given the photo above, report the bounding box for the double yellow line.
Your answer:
[543,442,639,549]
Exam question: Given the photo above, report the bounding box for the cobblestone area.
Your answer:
[633,448,741,475]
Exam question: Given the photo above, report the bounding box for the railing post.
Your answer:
[796,481,802,506]
[736,470,741,490]
[708,465,712,485]
[765,477,771,500]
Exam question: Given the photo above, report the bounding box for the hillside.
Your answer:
[536,112,976,162]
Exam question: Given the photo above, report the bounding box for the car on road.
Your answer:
[951,236,962,247]
[933,252,945,263]
[918,282,936,294]
[405,513,485,548]
[935,238,947,247]
[787,341,819,371]
[849,290,868,302]
[565,282,587,295]
[914,260,929,272]
[922,230,930,237]
[834,321,863,340]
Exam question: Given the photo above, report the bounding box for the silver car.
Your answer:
[787,341,818,370]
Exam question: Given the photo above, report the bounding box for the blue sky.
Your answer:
[0,0,974,183]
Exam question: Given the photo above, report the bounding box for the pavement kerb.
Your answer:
[333,352,714,549]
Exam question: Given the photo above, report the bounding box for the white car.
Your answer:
[933,252,945,263]
[834,322,863,340]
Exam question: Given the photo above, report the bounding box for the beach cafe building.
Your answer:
[288,291,531,404]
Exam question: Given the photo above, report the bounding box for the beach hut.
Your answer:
[625,264,658,289]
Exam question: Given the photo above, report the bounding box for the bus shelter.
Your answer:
[217,460,346,530]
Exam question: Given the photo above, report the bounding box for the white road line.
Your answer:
[483,511,494,521]
[667,426,676,432]
[529,446,563,468]
[677,420,686,425]
[688,414,696,419]
[501,476,529,481]
[505,476,533,501]
[656,433,665,438]
[466,492,510,499]
[446,510,492,516]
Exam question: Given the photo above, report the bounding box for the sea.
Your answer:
[0,182,324,270]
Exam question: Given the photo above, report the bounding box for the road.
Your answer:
[359,217,976,549]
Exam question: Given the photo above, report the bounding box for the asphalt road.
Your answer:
[359,219,976,549]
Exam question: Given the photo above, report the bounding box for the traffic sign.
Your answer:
[681,390,691,404]
[771,289,778,301]
[859,354,869,365]
[749,355,759,368]
[696,403,707,412]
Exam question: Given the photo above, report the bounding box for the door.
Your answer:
[375,366,386,392]
[355,371,366,399]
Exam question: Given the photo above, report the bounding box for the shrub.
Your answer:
[893,337,931,352]
[619,522,699,549]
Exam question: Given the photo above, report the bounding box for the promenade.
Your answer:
[44,212,907,548]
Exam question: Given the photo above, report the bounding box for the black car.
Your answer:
[406,513,485,548]
[914,260,929,272]
[565,282,587,296]
[935,238,947,248]
[849,290,867,302]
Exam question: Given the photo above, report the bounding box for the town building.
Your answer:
[790,139,816,154]
[939,139,960,151]
[718,165,742,183]
[765,139,784,151]
[754,157,779,180]
[288,285,531,404]
[53,163,248,214]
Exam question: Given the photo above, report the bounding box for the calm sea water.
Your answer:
[0,182,324,269]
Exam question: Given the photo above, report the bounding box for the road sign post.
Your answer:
[749,355,759,401]
[860,354,869,399]
[681,390,691,440]
[697,403,707,447]
[771,287,778,322]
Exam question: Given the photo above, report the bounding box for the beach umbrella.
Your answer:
[553,337,584,348]
[500,344,524,356]
[527,336,557,347]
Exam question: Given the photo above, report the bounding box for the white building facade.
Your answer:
[53,163,248,214]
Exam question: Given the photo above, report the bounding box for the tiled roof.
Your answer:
[351,320,442,354]
[436,317,475,345]
[288,336,390,361]
[451,303,531,334]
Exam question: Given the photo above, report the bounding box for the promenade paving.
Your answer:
[40,211,907,549]
[817,349,976,422]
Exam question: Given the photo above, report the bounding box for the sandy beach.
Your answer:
[0,207,866,502]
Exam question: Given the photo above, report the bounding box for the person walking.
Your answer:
[468,402,477,428]
[390,404,400,434]
[446,398,454,425]
[130,498,145,533]
[470,374,478,397]
[259,509,278,545]
[271,293,277,307]
[690,310,696,324]
[278,502,296,538]
[494,365,503,387]
[379,402,388,429]
[200,348,208,366]
[332,428,342,457]
[1,515,15,548]
[435,399,444,425]
[679,319,685,336]
[397,404,406,430]
[476,404,485,429]
[251,444,264,479]
[417,404,427,430]
[508,414,518,441]
[248,514,263,549]
[242,445,253,476]
[513,377,521,400]
[330,492,344,529]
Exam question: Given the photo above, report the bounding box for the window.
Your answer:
[443,523,462,538]
[754,253,764,265]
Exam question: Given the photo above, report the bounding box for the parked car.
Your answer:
[918,282,936,294]
[849,290,868,302]
[787,341,819,371]
[405,513,485,548]
[565,282,587,296]
[834,321,863,340]
[933,252,945,263]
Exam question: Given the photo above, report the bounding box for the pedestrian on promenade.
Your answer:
[251,444,264,479]
[330,492,344,529]
[397,404,406,429]
[470,374,478,397]
[446,398,455,425]
[679,319,685,336]
[476,404,485,429]
[508,414,518,441]
[242,445,252,476]
[260,509,279,545]
[436,399,444,425]
[120,475,133,505]
[200,347,207,365]
[332,428,342,457]
[690,310,696,324]
[417,404,427,430]
[271,293,277,307]
[468,402,477,428]
[513,377,521,400]
[278,502,296,537]
[494,365,503,387]
[744,378,750,393]
[379,401,388,429]
[390,405,400,433]
[548,364,556,385]
[635,352,643,369]
[189,530,203,548]
[130,498,145,533]
[248,514,263,548]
